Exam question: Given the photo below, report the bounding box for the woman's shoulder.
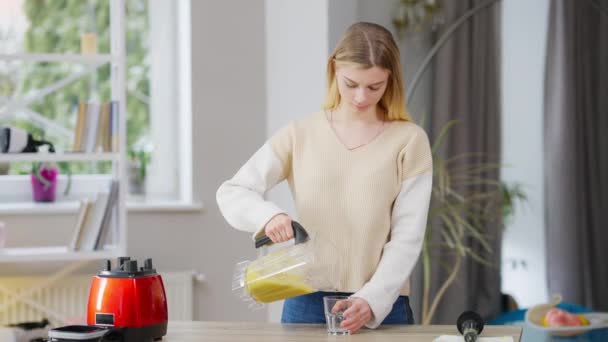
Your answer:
[269,111,324,140]
[388,119,430,141]
[274,111,325,133]
[293,110,326,128]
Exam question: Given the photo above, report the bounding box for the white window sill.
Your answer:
[127,196,204,213]
[0,198,204,215]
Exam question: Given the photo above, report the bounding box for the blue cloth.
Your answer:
[281,291,414,325]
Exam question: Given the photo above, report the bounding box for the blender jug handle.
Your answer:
[254,221,309,248]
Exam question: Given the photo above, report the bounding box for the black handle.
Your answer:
[254,221,309,249]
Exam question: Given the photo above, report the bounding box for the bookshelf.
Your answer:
[0,0,127,264]
[0,247,117,263]
[0,53,115,64]
[0,153,119,163]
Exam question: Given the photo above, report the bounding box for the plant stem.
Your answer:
[422,238,431,321]
[422,252,462,325]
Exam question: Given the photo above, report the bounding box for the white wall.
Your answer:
[501,0,550,308]
[328,0,357,52]
[265,0,329,135]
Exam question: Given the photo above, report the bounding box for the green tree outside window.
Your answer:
[2,0,150,176]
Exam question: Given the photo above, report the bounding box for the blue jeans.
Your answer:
[281,291,415,325]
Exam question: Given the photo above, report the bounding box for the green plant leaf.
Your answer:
[431,120,459,154]
[422,120,528,324]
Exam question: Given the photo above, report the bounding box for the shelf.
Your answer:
[127,197,204,212]
[0,199,204,215]
[0,53,116,64]
[0,246,117,263]
[0,153,119,163]
[0,201,80,215]
[0,0,128,267]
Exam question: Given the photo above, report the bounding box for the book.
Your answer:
[78,192,110,251]
[96,102,111,152]
[68,198,91,251]
[84,102,101,153]
[72,102,87,152]
[110,101,119,152]
[94,180,119,250]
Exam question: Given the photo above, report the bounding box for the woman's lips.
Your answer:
[353,103,369,111]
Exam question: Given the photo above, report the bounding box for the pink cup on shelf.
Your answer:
[31,167,59,202]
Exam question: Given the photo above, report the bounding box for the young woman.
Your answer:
[216,22,432,333]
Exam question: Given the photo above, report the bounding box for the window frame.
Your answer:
[0,0,195,210]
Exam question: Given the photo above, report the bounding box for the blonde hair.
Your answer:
[323,22,411,121]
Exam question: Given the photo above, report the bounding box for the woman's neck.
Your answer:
[333,103,383,123]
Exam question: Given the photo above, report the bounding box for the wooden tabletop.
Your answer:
[165,321,522,341]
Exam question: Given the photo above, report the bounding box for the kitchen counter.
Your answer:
[164,321,522,341]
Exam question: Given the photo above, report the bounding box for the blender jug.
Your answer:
[232,221,335,307]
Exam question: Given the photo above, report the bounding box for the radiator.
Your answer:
[0,271,197,326]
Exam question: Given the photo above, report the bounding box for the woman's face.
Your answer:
[335,64,390,113]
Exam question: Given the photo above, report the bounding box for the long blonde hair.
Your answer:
[323,22,411,121]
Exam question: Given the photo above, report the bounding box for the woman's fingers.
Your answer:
[264,214,294,243]
[341,309,368,334]
[278,218,293,242]
[275,217,294,242]
[331,300,350,313]
[342,303,359,317]
[340,298,372,334]
[268,230,278,243]
[343,318,366,334]
[277,226,289,242]
[284,225,294,240]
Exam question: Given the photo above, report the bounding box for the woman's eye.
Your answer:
[369,87,380,91]
[346,83,357,88]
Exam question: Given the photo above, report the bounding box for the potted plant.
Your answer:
[393,0,444,36]
[30,162,72,202]
[128,147,151,195]
[31,162,59,202]
[420,121,527,324]
[0,162,9,175]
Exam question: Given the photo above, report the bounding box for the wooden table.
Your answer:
[165,321,522,341]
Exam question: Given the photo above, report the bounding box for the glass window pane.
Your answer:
[0,0,151,181]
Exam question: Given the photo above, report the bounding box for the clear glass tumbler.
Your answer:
[323,295,353,335]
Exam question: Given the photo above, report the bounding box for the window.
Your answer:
[0,0,192,205]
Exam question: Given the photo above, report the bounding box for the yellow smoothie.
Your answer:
[246,270,314,303]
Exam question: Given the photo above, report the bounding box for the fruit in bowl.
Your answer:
[543,308,590,327]
[525,294,608,337]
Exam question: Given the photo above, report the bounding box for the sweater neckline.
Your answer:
[321,110,394,152]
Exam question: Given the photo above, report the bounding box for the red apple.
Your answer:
[544,308,583,327]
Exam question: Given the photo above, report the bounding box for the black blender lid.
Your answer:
[97,257,158,278]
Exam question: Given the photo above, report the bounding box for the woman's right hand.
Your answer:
[264,214,294,243]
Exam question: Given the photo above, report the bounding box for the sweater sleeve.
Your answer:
[216,125,293,240]
[353,128,433,328]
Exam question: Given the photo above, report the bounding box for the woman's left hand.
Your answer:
[340,297,372,334]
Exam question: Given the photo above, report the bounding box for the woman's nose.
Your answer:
[354,88,367,103]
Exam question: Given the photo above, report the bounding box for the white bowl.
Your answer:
[525,295,608,337]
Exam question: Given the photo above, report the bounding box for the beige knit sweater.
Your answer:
[217,111,432,327]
